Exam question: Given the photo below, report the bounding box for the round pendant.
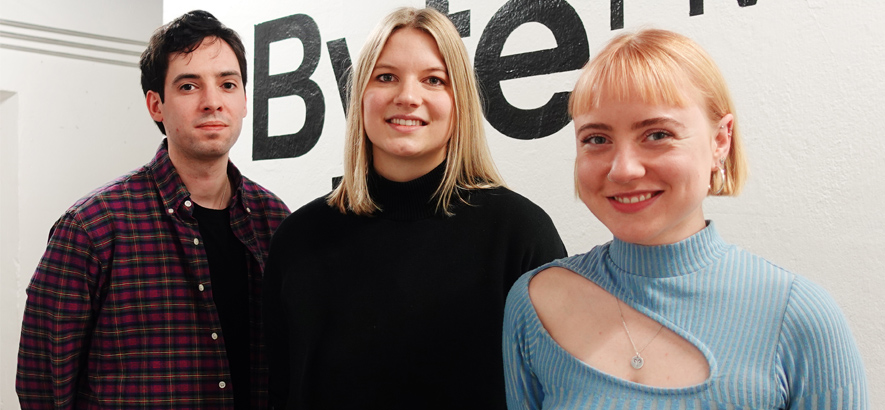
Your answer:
[631,355,644,369]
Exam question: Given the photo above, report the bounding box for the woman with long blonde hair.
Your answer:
[264,7,565,409]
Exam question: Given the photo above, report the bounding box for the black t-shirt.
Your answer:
[193,204,250,410]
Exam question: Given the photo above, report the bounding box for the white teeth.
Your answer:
[613,193,652,204]
[390,118,423,126]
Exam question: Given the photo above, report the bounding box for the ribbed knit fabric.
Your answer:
[504,222,868,409]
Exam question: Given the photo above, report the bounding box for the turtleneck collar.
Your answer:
[368,161,447,220]
[606,221,730,278]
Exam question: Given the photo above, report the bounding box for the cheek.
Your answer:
[362,90,386,116]
[435,94,454,118]
[427,94,454,134]
[574,157,600,192]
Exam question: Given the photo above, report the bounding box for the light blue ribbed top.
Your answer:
[504,222,868,409]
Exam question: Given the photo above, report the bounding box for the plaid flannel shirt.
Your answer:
[16,140,289,409]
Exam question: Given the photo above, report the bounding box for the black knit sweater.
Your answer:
[264,163,566,410]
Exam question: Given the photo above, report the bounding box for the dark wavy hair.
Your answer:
[139,10,247,134]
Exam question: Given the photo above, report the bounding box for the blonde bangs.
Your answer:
[569,28,748,196]
[570,34,694,117]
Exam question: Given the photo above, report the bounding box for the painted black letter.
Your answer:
[611,0,624,30]
[691,0,756,16]
[253,14,324,160]
[327,38,352,115]
[690,0,703,16]
[475,0,589,140]
[426,0,470,37]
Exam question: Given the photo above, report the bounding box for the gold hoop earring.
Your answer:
[710,158,726,195]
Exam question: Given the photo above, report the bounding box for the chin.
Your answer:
[605,223,662,246]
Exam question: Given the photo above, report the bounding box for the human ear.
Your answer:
[712,113,734,169]
[146,91,164,122]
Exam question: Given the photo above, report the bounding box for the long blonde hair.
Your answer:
[570,28,747,196]
[327,7,503,215]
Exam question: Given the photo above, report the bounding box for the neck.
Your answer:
[169,150,231,210]
[372,152,446,183]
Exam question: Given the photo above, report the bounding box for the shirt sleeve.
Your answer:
[16,212,102,409]
[503,273,545,410]
[513,198,567,279]
[778,277,868,409]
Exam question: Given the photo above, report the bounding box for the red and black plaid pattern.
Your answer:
[16,141,289,409]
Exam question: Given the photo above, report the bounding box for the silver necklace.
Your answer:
[616,298,664,370]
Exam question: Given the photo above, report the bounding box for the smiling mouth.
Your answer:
[388,118,426,126]
[611,192,656,204]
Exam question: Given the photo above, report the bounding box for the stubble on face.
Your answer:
[151,37,247,168]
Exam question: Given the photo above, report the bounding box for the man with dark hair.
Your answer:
[16,10,289,409]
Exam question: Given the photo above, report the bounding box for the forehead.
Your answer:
[166,38,240,79]
[377,28,443,63]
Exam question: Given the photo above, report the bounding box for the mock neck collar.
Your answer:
[606,221,729,278]
[369,161,446,220]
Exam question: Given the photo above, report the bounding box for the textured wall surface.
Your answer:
[1,0,881,407]
[169,0,885,401]
[0,1,162,408]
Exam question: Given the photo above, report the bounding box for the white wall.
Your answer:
[1,0,882,406]
[0,1,162,408]
[166,0,884,403]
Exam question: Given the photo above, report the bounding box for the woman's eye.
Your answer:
[583,136,607,145]
[377,74,395,82]
[646,131,671,141]
[426,76,446,86]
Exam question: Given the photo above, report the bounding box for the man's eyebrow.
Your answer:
[171,73,200,84]
[171,71,242,84]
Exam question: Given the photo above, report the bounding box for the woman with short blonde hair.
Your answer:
[504,28,867,409]
[568,28,746,196]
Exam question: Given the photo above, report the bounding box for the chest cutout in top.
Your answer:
[528,266,710,387]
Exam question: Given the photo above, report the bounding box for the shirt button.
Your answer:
[167,208,174,214]
[246,207,251,213]
[185,200,192,208]
[211,332,218,340]
[198,284,205,292]
[219,381,226,389]
[194,238,200,246]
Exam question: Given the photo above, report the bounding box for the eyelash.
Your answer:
[374,74,447,86]
[581,135,608,145]
[178,82,238,91]
[645,130,673,141]
[580,130,674,146]
[426,76,445,86]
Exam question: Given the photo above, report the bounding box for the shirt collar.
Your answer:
[147,139,246,215]
[606,221,730,278]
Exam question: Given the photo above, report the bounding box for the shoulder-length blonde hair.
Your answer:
[327,7,503,215]
[569,28,747,196]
